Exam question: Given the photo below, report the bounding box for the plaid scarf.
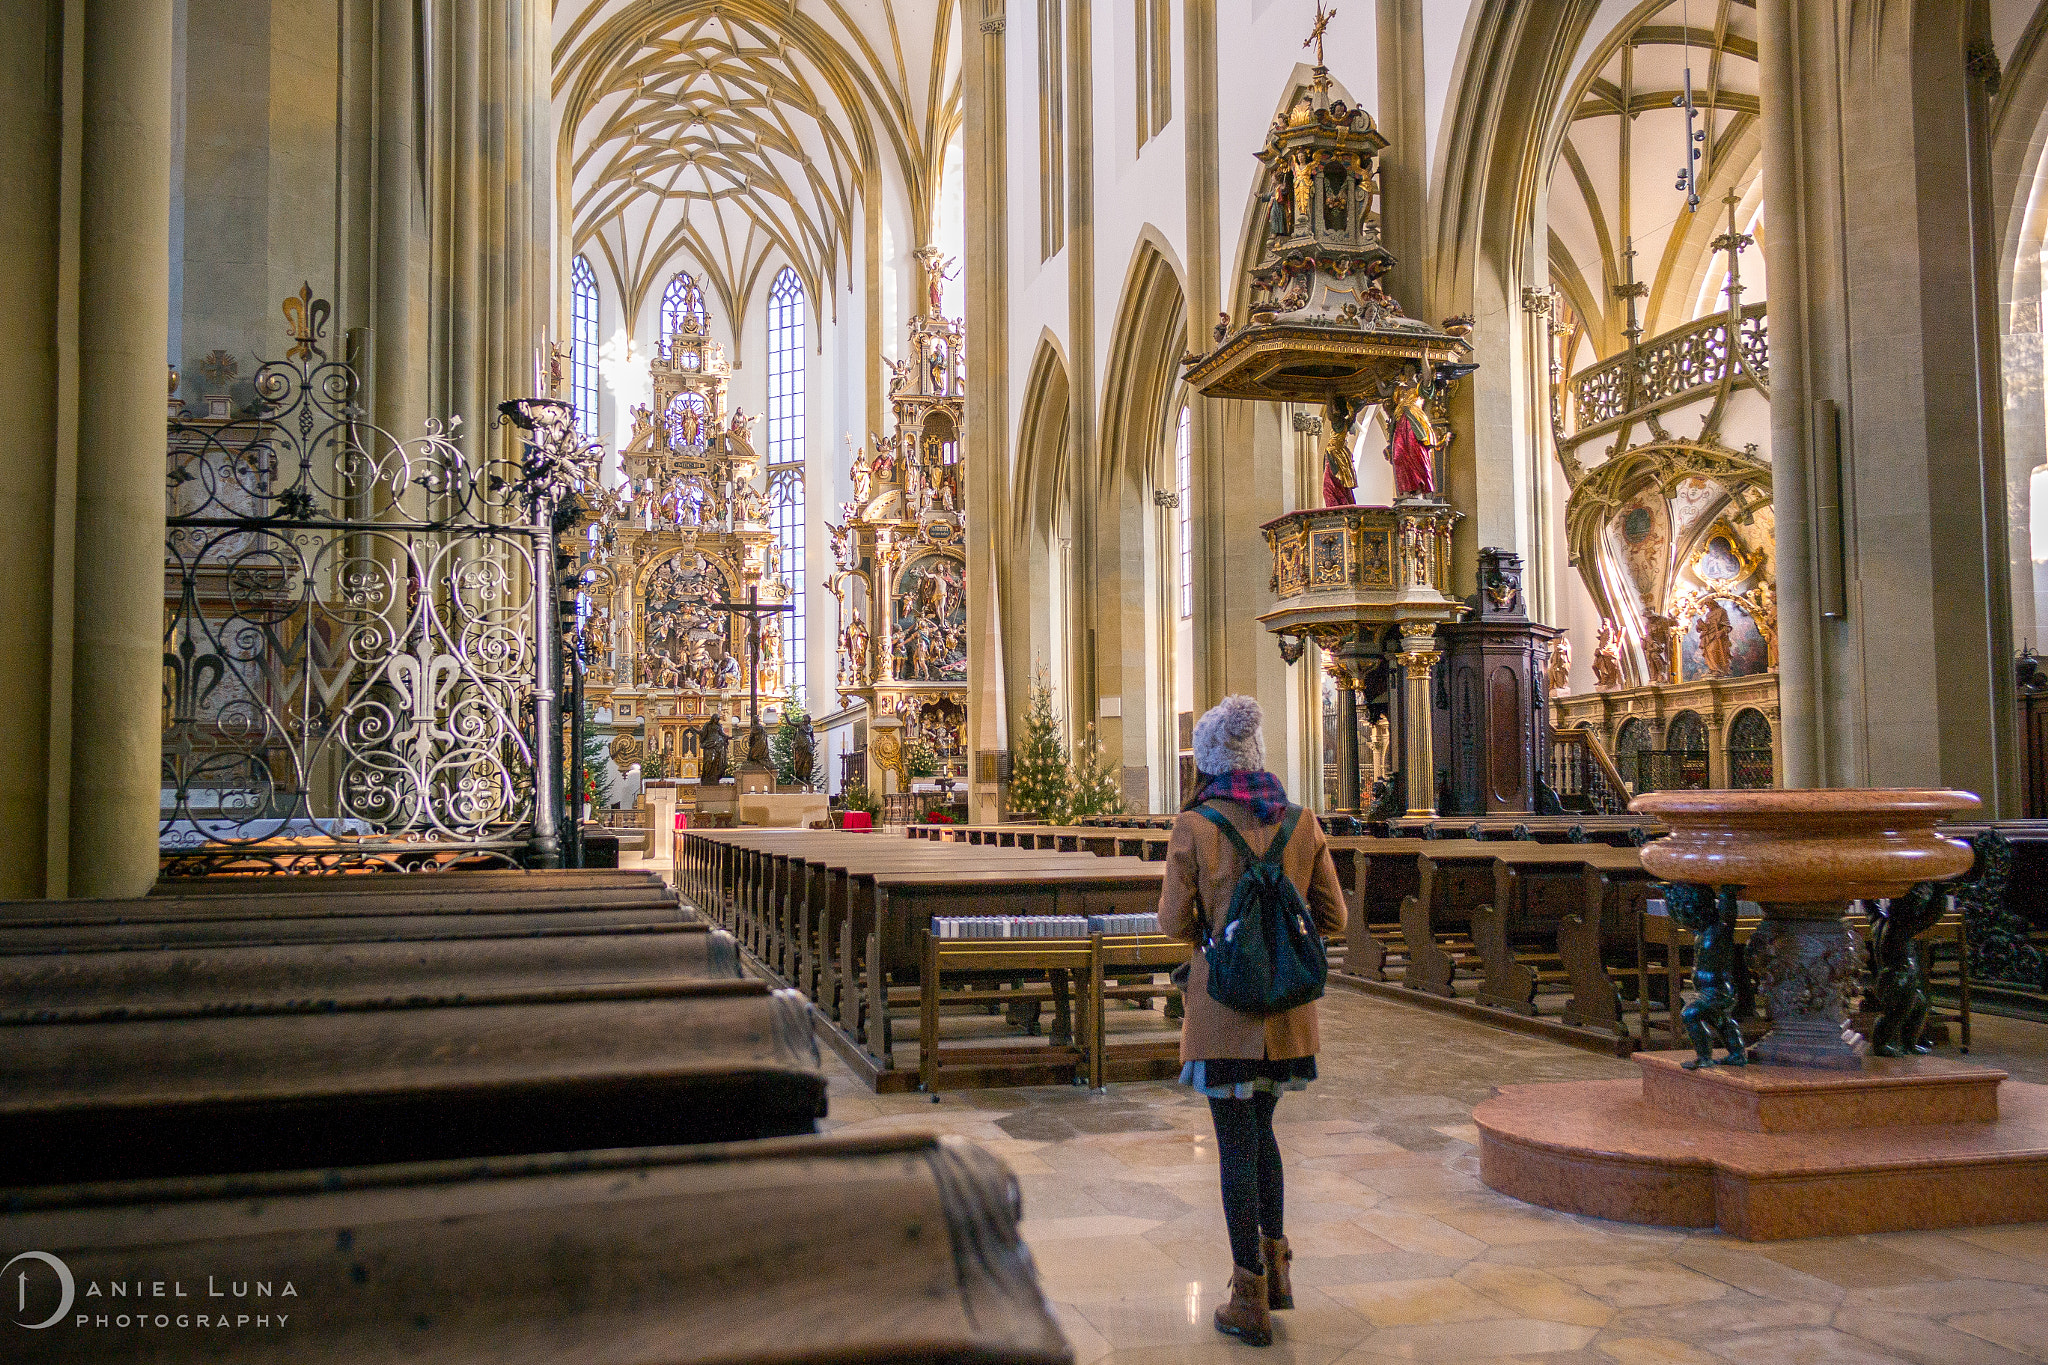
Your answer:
[1191,769,1292,824]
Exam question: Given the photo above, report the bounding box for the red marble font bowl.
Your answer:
[1629,788,1981,903]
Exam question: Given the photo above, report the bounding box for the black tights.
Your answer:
[1208,1091,1284,1274]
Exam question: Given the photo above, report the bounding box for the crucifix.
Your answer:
[1304,0,1336,68]
[711,584,795,771]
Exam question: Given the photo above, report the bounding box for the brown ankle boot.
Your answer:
[1213,1265,1272,1347]
[1261,1235,1293,1309]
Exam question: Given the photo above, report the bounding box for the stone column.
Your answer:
[1758,0,2017,805]
[1327,659,1360,814]
[1706,711,1728,791]
[1399,628,1441,817]
[961,1,1009,825]
[1374,0,1427,318]
[69,0,174,897]
[0,0,66,897]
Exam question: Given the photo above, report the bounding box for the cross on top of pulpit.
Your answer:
[711,585,795,764]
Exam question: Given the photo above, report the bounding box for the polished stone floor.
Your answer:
[820,988,2048,1365]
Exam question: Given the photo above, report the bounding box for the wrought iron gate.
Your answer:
[161,297,570,875]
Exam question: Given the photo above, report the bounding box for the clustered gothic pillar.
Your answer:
[1759,0,2018,808]
[74,0,176,898]
[0,0,175,899]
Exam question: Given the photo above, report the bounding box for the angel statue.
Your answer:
[1321,393,1360,507]
[886,357,912,395]
[827,520,851,571]
[1381,367,1449,498]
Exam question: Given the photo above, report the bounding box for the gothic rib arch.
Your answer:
[555,0,961,344]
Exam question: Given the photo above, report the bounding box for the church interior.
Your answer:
[8,0,2048,1360]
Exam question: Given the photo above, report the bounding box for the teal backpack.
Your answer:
[1193,804,1327,1017]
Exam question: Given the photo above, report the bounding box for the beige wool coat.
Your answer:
[1157,799,1347,1063]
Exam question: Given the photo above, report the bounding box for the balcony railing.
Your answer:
[1562,303,1767,449]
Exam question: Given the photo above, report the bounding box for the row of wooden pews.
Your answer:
[0,867,1073,1364]
[921,813,1983,1057]
[677,828,1180,1090]
[915,819,1664,1052]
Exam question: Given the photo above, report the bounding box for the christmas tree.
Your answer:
[568,700,612,811]
[1067,722,1125,821]
[1008,673,1071,823]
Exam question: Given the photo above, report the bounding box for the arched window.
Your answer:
[570,255,600,439]
[767,267,806,701]
[1175,403,1192,618]
[769,468,805,701]
[660,271,707,341]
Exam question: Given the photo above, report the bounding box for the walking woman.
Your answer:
[1159,696,1346,1347]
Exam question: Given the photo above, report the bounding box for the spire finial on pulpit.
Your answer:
[1304,0,1336,68]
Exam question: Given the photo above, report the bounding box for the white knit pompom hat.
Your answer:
[1192,695,1267,775]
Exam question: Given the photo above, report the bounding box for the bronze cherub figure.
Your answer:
[1666,882,1747,1069]
[1869,882,1946,1057]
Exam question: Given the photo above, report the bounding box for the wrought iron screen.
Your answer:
[162,300,547,874]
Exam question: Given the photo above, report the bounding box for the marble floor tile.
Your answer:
[1358,1317,1602,1359]
[1947,1307,2048,1358]
[1321,1276,1514,1328]
[805,980,2048,1365]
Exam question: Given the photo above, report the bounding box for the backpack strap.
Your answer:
[1195,802,1304,871]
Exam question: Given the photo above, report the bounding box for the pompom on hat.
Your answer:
[1192,695,1267,775]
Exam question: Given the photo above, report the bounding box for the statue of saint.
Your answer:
[843,615,869,683]
[746,719,771,770]
[791,715,817,788]
[1643,612,1680,685]
[678,406,702,445]
[698,715,730,784]
[1381,369,1447,498]
[1592,619,1624,691]
[1321,394,1358,507]
[850,435,874,504]
[1546,635,1572,697]
[1697,599,1735,677]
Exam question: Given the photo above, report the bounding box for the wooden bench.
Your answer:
[0,904,689,954]
[0,923,741,1018]
[683,829,1165,1086]
[0,978,824,1183]
[0,1132,1068,1365]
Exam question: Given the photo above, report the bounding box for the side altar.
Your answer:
[825,250,968,796]
[579,311,791,791]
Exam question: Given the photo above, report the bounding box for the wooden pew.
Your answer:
[683,829,1164,1081]
[0,923,741,1018]
[0,978,824,1184]
[146,867,670,896]
[0,1132,1070,1365]
[1384,814,1660,846]
[0,878,684,928]
[1473,844,1655,1034]
[0,906,688,954]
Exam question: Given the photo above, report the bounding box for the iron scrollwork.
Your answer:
[162,291,554,875]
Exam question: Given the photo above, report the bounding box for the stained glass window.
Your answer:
[767,268,806,701]
[570,255,600,440]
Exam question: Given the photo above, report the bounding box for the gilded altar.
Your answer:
[827,250,968,791]
[582,311,787,778]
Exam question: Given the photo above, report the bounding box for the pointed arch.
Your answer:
[1093,233,1190,810]
[1011,335,1077,739]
